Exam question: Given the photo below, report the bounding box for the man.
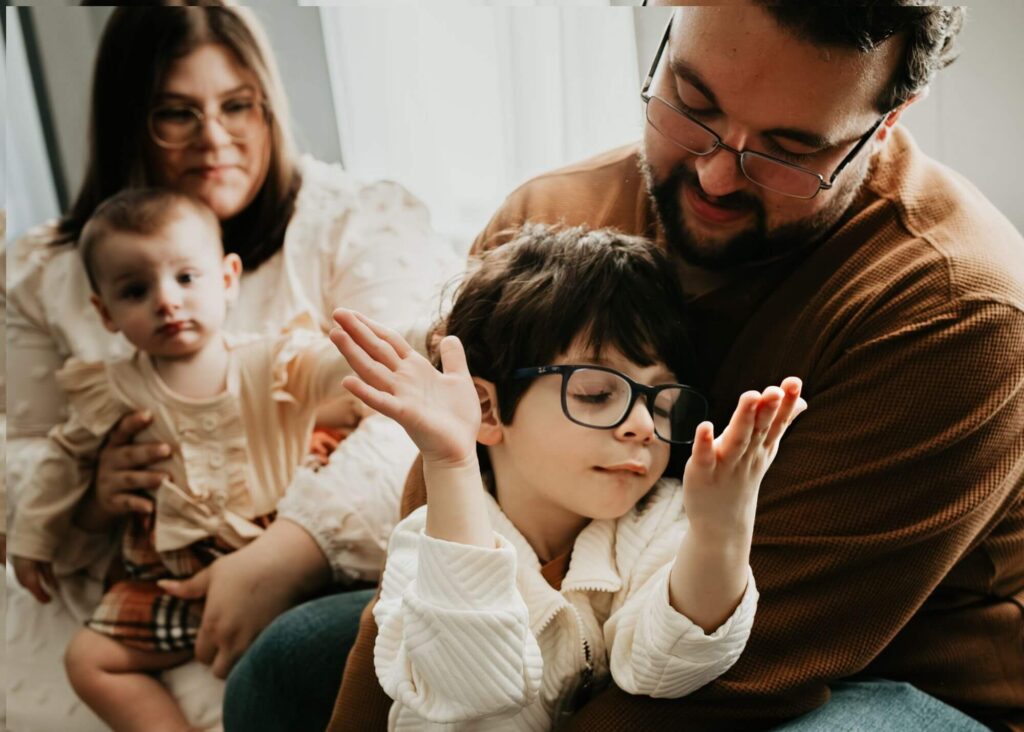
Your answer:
[317,4,1024,730]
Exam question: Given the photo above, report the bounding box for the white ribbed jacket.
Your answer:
[373,478,758,731]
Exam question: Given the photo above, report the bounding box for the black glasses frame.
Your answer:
[510,364,707,445]
[640,16,887,200]
[148,99,271,150]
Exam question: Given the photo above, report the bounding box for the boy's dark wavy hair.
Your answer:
[429,224,697,474]
[755,2,965,112]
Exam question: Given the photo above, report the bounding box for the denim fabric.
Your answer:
[223,587,375,732]
[769,679,989,732]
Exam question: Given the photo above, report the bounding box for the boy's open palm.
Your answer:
[682,377,807,534]
[331,309,480,466]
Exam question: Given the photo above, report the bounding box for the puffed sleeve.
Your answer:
[269,328,352,408]
[275,412,419,583]
[373,507,543,724]
[322,179,462,353]
[8,360,127,565]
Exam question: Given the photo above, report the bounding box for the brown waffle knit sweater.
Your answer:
[328,127,1024,731]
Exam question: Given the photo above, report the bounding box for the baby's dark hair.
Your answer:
[79,188,221,293]
[430,224,696,427]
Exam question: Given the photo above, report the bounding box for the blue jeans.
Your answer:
[769,679,989,732]
[223,587,375,732]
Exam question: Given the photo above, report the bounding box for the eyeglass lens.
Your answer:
[565,368,703,443]
[150,100,264,147]
[645,96,822,198]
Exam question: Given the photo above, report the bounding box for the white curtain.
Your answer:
[317,7,642,251]
[5,11,61,245]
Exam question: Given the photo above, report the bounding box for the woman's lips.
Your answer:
[684,185,752,225]
[595,462,648,477]
[191,165,235,180]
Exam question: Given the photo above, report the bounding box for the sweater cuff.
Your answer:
[414,530,520,611]
[655,564,758,654]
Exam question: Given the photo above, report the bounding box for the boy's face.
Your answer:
[91,212,241,359]
[486,343,673,526]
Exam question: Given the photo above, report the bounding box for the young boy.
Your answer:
[331,224,806,729]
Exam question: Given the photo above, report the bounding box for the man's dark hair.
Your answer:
[756,2,965,112]
[430,224,696,474]
[79,188,221,294]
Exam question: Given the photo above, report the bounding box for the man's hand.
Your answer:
[75,410,168,531]
[12,555,58,604]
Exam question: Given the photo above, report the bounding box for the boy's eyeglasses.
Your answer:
[148,99,270,150]
[511,364,708,445]
[640,16,887,199]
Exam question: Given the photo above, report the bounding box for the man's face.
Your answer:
[641,6,903,269]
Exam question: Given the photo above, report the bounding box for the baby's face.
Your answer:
[492,343,675,524]
[92,213,236,359]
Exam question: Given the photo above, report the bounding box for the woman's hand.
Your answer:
[75,410,168,532]
[158,519,331,679]
[682,377,807,538]
[12,556,58,604]
[330,309,480,467]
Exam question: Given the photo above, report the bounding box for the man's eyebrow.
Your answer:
[667,58,719,107]
[668,58,841,150]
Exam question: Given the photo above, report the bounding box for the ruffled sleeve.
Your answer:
[8,359,129,566]
[269,325,353,409]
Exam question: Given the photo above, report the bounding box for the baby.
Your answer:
[9,188,350,732]
[331,224,807,729]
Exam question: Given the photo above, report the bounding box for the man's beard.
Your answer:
[638,153,863,270]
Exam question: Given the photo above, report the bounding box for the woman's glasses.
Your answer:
[148,98,269,149]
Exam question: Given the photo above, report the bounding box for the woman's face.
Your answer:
[147,44,272,221]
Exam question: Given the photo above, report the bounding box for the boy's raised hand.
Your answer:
[682,377,807,536]
[331,309,481,466]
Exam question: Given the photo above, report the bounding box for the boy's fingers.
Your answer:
[719,391,760,461]
[692,421,716,468]
[334,309,403,370]
[350,310,413,359]
[340,376,401,420]
[753,387,785,435]
[763,386,806,446]
[438,336,469,376]
[331,328,397,393]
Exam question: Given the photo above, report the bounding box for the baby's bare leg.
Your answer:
[65,628,198,732]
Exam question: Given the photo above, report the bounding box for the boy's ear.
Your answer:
[222,253,243,303]
[876,90,925,142]
[473,377,503,446]
[90,294,120,334]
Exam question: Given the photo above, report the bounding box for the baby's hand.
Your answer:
[331,309,481,467]
[12,556,58,604]
[682,377,807,538]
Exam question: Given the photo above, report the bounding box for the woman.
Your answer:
[5,5,458,731]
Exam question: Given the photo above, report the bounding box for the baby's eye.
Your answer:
[177,272,198,285]
[119,284,148,300]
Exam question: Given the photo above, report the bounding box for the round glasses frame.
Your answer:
[640,16,887,200]
[148,100,271,150]
[511,364,708,445]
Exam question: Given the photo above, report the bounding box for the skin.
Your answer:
[89,43,331,679]
[641,5,913,274]
[331,308,806,634]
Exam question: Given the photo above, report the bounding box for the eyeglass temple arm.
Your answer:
[821,113,888,190]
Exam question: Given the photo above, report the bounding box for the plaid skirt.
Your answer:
[87,511,274,652]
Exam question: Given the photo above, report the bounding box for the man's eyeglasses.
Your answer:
[511,364,708,445]
[640,16,887,200]
[148,98,270,150]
